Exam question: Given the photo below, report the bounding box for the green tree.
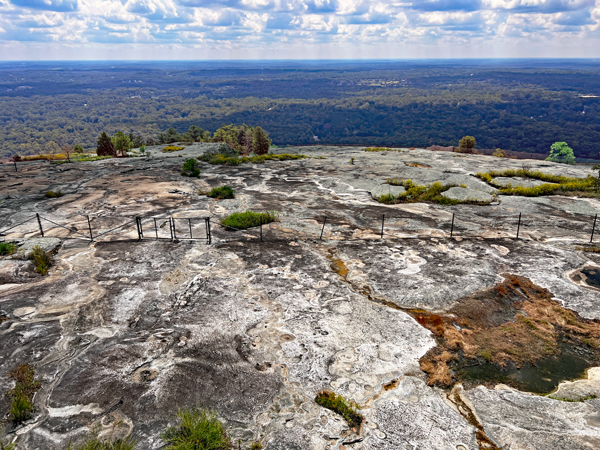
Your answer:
[252,127,271,155]
[111,131,132,157]
[158,127,181,144]
[181,158,200,177]
[546,142,575,164]
[186,125,205,142]
[96,132,115,157]
[459,136,476,149]
[73,144,84,154]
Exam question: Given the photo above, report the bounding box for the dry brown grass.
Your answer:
[412,275,600,388]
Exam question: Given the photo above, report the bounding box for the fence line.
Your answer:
[0,211,598,246]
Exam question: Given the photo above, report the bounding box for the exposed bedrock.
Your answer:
[2,146,600,449]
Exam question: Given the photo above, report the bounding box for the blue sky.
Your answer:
[0,0,599,59]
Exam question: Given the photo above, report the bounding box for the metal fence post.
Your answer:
[172,217,177,240]
[591,214,597,244]
[169,217,174,241]
[36,213,44,237]
[188,218,193,239]
[260,217,263,242]
[450,213,455,238]
[154,218,158,240]
[206,218,211,245]
[14,161,17,172]
[320,216,327,240]
[139,217,144,238]
[136,217,142,241]
[516,213,522,240]
[381,214,385,238]
[87,215,93,241]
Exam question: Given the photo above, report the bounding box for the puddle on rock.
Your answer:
[413,274,600,394]
[571,265,600,290]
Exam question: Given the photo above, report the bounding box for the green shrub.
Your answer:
[0,242,17,256]
[8,364,41,425]
[161,408,230,450]
[363,147,394,152]
[182,159,200,177]
[45,190,64,198]
[221,211,279,231]
[207,186,235,199]
[249,443,263,450]
[28,245,53,275]
[315,391,363,431]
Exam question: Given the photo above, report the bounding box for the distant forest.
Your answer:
[0,60,599,159]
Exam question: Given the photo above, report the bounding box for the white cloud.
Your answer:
[0,0,599,57]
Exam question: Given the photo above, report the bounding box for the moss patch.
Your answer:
[220,211,279,231]
[315,390,363,431]
[413,275,600,393]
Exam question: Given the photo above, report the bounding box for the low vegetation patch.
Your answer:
[8,364,41,424]
[476,168,600,197]
[181,158,200,177]
[200,153,305,166]
[220,211,279,230]
[548,394,598,402]
[363,147,394,152]
[162,145,185,153]
[0,241,17,256]
[414,275,600,393]
[577,245,600,253]
[207,186,235,199]
[45,190,64,198]
[315,391,363,431]
[65,434,137,450]
[29,245,53,275]
[0,439,15,450]
[161,408,230,450]
[375,179,489,206]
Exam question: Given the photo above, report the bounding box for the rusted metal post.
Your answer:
[591,214,597,244]
[188,218,193,239]
[36,213,44,237]
[139,217,144,238]
[87,215,93,241]
[516,212,522,240]
[154,218,158,240]
[172,217,177,240]
[320,216,327,240]
[381,214,385,238]
[450,213,455,238]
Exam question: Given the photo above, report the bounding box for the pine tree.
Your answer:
[96,132,115,156]
[252,127,271,155]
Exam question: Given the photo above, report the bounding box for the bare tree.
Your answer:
[62,145,73,162]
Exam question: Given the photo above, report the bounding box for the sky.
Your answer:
[1,0,600,60]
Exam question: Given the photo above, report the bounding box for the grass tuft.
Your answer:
[315,391,363,431]
[66,433,137,450]
[45,190,64,198]
[161,408,231,450]
[220,211,279,231]
[28,245,53,275]
[207,186,235,199]
[8,363,41,425]
[0,241,17,256]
